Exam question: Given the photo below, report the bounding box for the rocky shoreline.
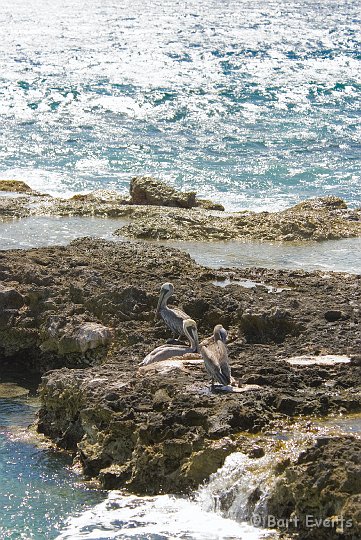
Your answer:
[1,178,361,538]
[0,233,360,538]
[1,176,361,242]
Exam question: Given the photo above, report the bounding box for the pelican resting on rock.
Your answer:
[155,282,191,340]
[199,324,231,388]
[141,319,200,366]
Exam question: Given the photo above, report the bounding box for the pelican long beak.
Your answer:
[219,327,227,343]
[154,291,165,321]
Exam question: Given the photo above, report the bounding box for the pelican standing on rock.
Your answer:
[155,282,191,340]
[141,319,200,365]
[199,324,231,388]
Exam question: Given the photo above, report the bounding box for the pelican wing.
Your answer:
[142,343,193,366]
[161,305,191,336]
[216,339,231,384]
[170,305,191,320]
[200,341,230,385]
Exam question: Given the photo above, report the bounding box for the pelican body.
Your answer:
[155,282,190,339]
[141,319,199,366]
[199,324,231,387]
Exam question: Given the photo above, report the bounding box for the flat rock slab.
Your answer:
[194,383,263,395]
[213,383,263,393]
[284,354,351,366]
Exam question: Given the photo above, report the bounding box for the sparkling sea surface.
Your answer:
[0,0,360,211]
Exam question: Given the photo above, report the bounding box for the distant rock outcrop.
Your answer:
[129,175,197,208]
[0,179,33,193]
[116,195,361,242]
[1,176,360,242]
[129,176,224,210]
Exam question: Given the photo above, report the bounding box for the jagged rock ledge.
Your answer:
[0,238,360,538]
[1,177,361,242]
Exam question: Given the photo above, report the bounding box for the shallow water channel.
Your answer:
[1,215,360,274]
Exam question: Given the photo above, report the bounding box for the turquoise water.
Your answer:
[0,397,105,539]
[0,0,360,211]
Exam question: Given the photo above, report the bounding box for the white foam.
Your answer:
[56,491,274,540]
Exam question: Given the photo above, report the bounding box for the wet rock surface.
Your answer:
[0,237,360,537]
[267,436,361,539]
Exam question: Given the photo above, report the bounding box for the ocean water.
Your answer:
[0,0,360,211]
[0,396,105,539]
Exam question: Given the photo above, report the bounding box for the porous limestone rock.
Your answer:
[116,196,361,242]
[266,436,361,539]
[129,176,198,208]
[0,238,359,507]
[40,321,112,355]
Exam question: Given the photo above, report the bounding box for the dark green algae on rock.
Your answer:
[0,238,360,538]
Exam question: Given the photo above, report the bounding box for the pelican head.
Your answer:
[214,324,227,343]
[183,318,199,350]
[155,282,174,321]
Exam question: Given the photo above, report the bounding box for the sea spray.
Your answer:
[55,491,277,540]
[56,441,314,539]
[194,433,317,526]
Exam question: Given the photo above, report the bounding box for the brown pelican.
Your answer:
[141,319,200,366]
[155,282,191,339]
[199,324,231,388]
